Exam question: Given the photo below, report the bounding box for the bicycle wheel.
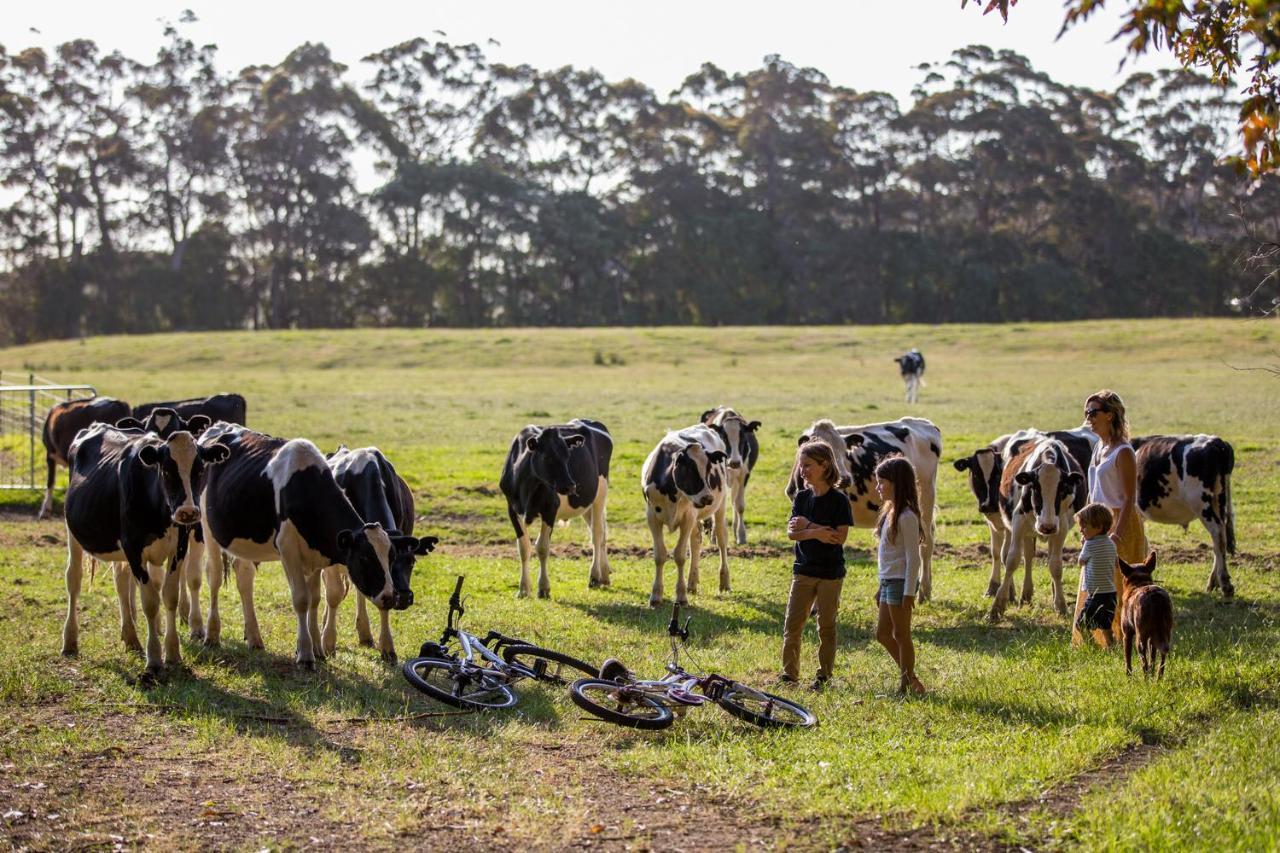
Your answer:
[716,684,817,729]
[569,678,674,730]
[403,656,518,710]
[501,644,597,686]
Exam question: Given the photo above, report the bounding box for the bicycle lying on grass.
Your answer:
[403,576,598,710]
[569,604,818,730]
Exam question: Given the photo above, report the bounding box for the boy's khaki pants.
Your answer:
[782,574,843,680]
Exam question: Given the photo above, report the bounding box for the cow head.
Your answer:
[704,410,760,471]
[798,420,864,491]
[138,431,231,526]
[335,523,403,610]
[1118,551,1158,588]
[384,533,438,610]
[954,447,1002,513]
[117,408,212,439]
[672,442,727,508]
[1013,444,1082,536]
[525,428,585,496]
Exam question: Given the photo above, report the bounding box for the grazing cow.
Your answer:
[700,406,761,545]
[132,392,247,426]
[787,418,942,602]
[1118,551,1173,679]
[499,419,613,599]
[1130,434,1236,598]
[38,396,132,519]
[893,349,926,404]
[195,424,426,666]
[322,445,437,661]
[988,434,1086,622]
[61,411,229,673]
[954,428,1097,597]
[642,425,730,607]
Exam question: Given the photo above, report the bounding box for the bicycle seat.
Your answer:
[598,658,632,682]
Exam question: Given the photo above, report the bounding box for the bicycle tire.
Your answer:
[501,644,597,686]
[403,656,518,710]
[715,684,817,729]
[570,678,674,730]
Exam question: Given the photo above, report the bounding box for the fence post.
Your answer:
[28,373,36,488]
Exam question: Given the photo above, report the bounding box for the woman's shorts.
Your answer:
[1077,591,1117,631]
[878,578,906,606]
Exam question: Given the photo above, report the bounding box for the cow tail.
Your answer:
[1223,465,1236,556]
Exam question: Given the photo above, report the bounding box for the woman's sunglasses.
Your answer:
[1083,408,1105,418]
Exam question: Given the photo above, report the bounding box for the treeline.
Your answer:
[1,26,1276,342]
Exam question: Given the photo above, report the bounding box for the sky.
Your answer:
[5,0,1184,111]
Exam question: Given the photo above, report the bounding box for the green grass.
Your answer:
[1,318,1278,848]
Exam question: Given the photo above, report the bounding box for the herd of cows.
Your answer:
[35,384,1238,675]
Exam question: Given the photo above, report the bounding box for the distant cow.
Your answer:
[38,396,132,519]
[642,424,730,607]
[499,419,613,599]
[195,424,427,666]
[954,428,1096,597]
[1130,434,1236,598]
[893,349,926,404]
[323,445,437,661]
[787,418,942,602]
[988,434,1086,622]
[133,392,247,426]
[700,406,761,545]
[62,411,228,673]
[1118,551,1173,679]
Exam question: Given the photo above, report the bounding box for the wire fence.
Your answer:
[0,372,97,490]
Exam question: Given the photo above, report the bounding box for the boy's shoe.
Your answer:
[809,674,830,691]
[773,673,799,686]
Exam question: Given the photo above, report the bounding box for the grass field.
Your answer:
[1,319,1278,850]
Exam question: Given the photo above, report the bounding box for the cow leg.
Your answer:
[988,531,1022,622]
[183,537,205,641]
[673,517,692,606]
[202,530,224,647]
[61,534,85,656]
[1202,517,1234,598]
[1018,536,1035,607]
[137,564,164,674]
[38,455,56,520]
[177,572,190,628]
[687,517,702,597]
[985,518,1004,597]
[1046,530,1068,616]
[647,509,668,607]
[280,558,315,669]
[715,504,731,593]
[321,564,348,657]
[306,569,325,661]
[535,520,553,599]
[732,477,748,546]
[355,592,376,648]
[112,562,142,652]
[233,559,264,650]
[514,514,534,599]
[161,558,183,667]
[917,475,937,603]
[589,477,611,588]
[376,606,396,662]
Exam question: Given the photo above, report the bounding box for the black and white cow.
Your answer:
[38,396,132,519]
[61,411,228,673]
[1131,434,1237,597]
[642,424,730,607]
[499,419,612,599]
[323,445,437,661]
[954,427,1096,597]
[988,434,1086,622]
[133,392,247,426]
[787,418,942,602]
[195,424,425,667]
[893,349,926,404]
[700,406,761,545]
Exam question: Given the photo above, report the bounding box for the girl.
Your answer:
[873,455,926,695]
[1074,389,1147,647]
[781,440,852,689]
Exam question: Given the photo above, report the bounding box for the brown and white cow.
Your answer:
[1131,434,1236,597]
[786,417,942,602]
[642,424,730,607]
[38,396,132,519]
[954,428,1096,597]
[700,406,761,545]
[988,434,1086,622]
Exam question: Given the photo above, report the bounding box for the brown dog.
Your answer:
[1118,551,1173,679]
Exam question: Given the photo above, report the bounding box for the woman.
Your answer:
[1074,389,1147,647]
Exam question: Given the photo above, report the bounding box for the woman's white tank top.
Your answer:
[1088,442,1132,509]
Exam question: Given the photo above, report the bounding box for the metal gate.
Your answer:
[0,372,97,490]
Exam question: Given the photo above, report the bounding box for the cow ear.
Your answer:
[708,450,727,464]
[1015,471,1034,485]
[700,408,717,424]
[525,435,539,452]
[565,435,586,449]
[138,444,164,467]
[844,434,864,448]
[201,441,231,464]
[797,434,809,447]
[953,458,971,471]
[415,535,439,555]
[1066,471,1083,485]
[186,414,212,436]
[746,420,761,432]
[115,417,143,430]
[337,529,356,551]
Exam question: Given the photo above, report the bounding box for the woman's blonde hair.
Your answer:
[795,440,839,487]
[874,454,922,544]
[1086,389,1130,443]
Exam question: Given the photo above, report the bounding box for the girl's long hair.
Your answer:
[874,455,922,544]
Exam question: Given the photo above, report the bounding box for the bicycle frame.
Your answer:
[430,577,529,681]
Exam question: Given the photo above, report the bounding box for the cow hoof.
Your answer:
[720,585,731,593]
[380,650,398,664]
[247,638,264,651]
[61,644,78,658]
[297,660,316,672]
[648,598,663,609]
[124,638,143,653]
[188,629,204,643]
[588,577,600,589]
[358,637,376,648]
[984,582,999,597]
[203,636,221,649]
[537,589,551,600]
[1222,584,1235,599]
[517,590,530,599]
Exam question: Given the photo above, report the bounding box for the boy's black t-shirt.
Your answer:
[791,487,854,579]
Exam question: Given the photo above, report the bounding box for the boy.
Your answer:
[1075,502,1119,646]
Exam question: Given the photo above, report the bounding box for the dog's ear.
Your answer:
[1142,550,1157,573]
[1117,558,1136,578]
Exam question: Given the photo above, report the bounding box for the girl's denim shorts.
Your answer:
[878,578,906,606]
